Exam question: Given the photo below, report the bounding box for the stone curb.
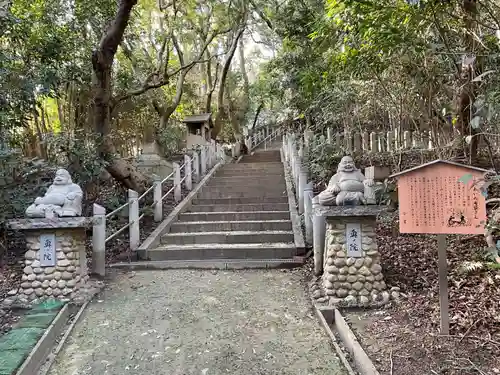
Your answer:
[36,301,90,375]
[109,258,306,270]
[137,162,223,259]
[314,305,380,375]
[14,303,73,375]
[280,149,306,253]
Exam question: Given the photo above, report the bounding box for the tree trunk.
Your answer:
[251,102,264,135]
[91,0,149,192]
[212,27,245,139]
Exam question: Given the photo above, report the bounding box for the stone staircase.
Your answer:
[145,148,304,266]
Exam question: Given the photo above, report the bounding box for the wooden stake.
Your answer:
[437,234,449,335]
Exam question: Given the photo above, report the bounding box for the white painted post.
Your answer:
[173,162,181,202]
[184,154,192,191]
[92,203,106,277]
[200,147,207,175]
[153,174,162,222]
[312,196,326,276]
[304,184,313,246]
[327,128,332,143]
[128,189,140,251]
[298,167,307,214]
[192,152,200,183]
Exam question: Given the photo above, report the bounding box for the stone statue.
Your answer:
[318,156,375,206]
[26,169,83,218]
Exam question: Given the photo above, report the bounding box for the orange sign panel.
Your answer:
[396,162,486,234]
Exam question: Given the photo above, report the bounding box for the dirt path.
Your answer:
[49,269,347,375]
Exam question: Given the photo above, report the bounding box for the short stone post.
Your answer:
[378,132,386,152]
[298,167,308,214]
[192,152,200,183]
[293,150,300,196]
[200,147,207,175]
[403,130,412,149]
[312,197,326,276]
[304,184,313,246]
[370,132,378,152]
[362,132,369,151]
[335,133,342,150]
[173,162,182,202]
[211,140,217,166]
[128,189,140,251]
[327,128,333,143]
[353,133,362,152]
[92,204,106,277]
[345,134,353,153]
[153,174,162,222]
[184,154,192,191]
[386,131,393,152]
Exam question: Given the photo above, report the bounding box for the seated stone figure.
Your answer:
[26,169,83,218]
[318,156,375,206]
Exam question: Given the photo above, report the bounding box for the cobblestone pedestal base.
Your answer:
[310,206,400,307]
[2,218,97,307]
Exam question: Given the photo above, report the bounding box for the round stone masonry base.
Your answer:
[311,211,400,308]
[4,218,92,306]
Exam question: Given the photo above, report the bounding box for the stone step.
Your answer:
[147,243,297,261]
[202,184,286,192]
[215,170,284,177]
[161,230,294,245]
[170,220,292,233]
[192,196,288,205]
[197,190,287,199]
[208,176,286,184]
[239,158,281,163]
[178,211,290,221]
[188,203,290,212]
[111,258,304,270]
[222,162,283,170]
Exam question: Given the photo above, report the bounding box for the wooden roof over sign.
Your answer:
[182,113,213,127]
[389,159,492,179]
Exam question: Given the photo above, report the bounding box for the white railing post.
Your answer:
[200,147,207,175]
[153,174,162,222]
[193,152,200,183]
[92,203,106,277]
[298,167,307,214]
[312,196,326,276]
[173,162,182,202]
[128,189,140,251]
[211,140,216,166]
[304,184,313,246]
[184,154,192,190]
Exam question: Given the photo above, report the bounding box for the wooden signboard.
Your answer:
[394,161,487,234]
[391,160,490,335]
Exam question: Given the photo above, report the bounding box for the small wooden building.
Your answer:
[182,113,213,149]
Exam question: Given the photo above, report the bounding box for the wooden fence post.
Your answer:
[192,152,200,183]
[92,203,106,277]
[128,189,140,251]
[153,174,162,222]
[184,154,192,191]
[173,162,182,202]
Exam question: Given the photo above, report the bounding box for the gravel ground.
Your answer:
[49,269,347,375]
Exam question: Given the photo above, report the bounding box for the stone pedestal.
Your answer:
[136,142,173,180]
[5,218,91,304]
[311,206,397,308]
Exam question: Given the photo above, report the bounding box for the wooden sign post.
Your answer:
[390,160,488,335]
